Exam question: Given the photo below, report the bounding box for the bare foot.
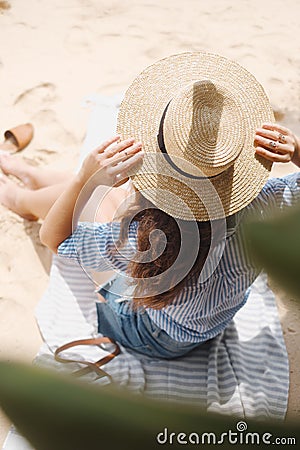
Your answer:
[0,153,39,189]
[0,175,38,221]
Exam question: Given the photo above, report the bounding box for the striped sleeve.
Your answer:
[263,172,300,208]
[247,172,300,221]
[57,221,138,272]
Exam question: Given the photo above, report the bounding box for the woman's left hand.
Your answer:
[78,136,144,188]
[254,123,299,164]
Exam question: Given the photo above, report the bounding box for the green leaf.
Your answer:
[0,361,298,449]
[245,203,300,299]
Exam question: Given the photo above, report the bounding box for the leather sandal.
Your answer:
[0,123,34,152]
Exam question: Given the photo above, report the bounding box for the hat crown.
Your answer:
[163,80,246,177]
[117,51,274,220]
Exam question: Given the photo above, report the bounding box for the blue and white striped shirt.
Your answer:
[58,173,300,343]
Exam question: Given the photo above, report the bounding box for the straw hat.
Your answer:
[117,52,274,221]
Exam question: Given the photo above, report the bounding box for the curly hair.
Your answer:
[114,190,216,310]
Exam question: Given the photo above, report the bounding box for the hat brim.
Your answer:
[117,52,274,221]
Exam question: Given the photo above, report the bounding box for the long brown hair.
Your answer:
[114,190,216,310]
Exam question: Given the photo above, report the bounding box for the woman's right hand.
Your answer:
[254,123,300,167]
[40,136,143,253]
[77,135,144,188]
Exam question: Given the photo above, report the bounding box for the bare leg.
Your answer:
[0,173,131,222]
[0,147,132,221]
[0,154,72,189]
[0,176,68,220]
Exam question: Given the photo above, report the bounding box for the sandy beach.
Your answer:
[1,0,300,445]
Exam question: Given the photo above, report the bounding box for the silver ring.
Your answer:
[278,133,286,144]
[269,140,278,150]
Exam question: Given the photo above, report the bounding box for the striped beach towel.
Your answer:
[34,255,289,419]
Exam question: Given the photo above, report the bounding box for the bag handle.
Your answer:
[54,336,120,381]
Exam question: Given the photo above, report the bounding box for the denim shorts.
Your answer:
[96,275,200,359]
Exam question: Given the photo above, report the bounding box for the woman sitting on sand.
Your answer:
[1,52,300,359]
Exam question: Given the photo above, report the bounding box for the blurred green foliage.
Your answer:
[0,361,298,450]
[246,202,300,300]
